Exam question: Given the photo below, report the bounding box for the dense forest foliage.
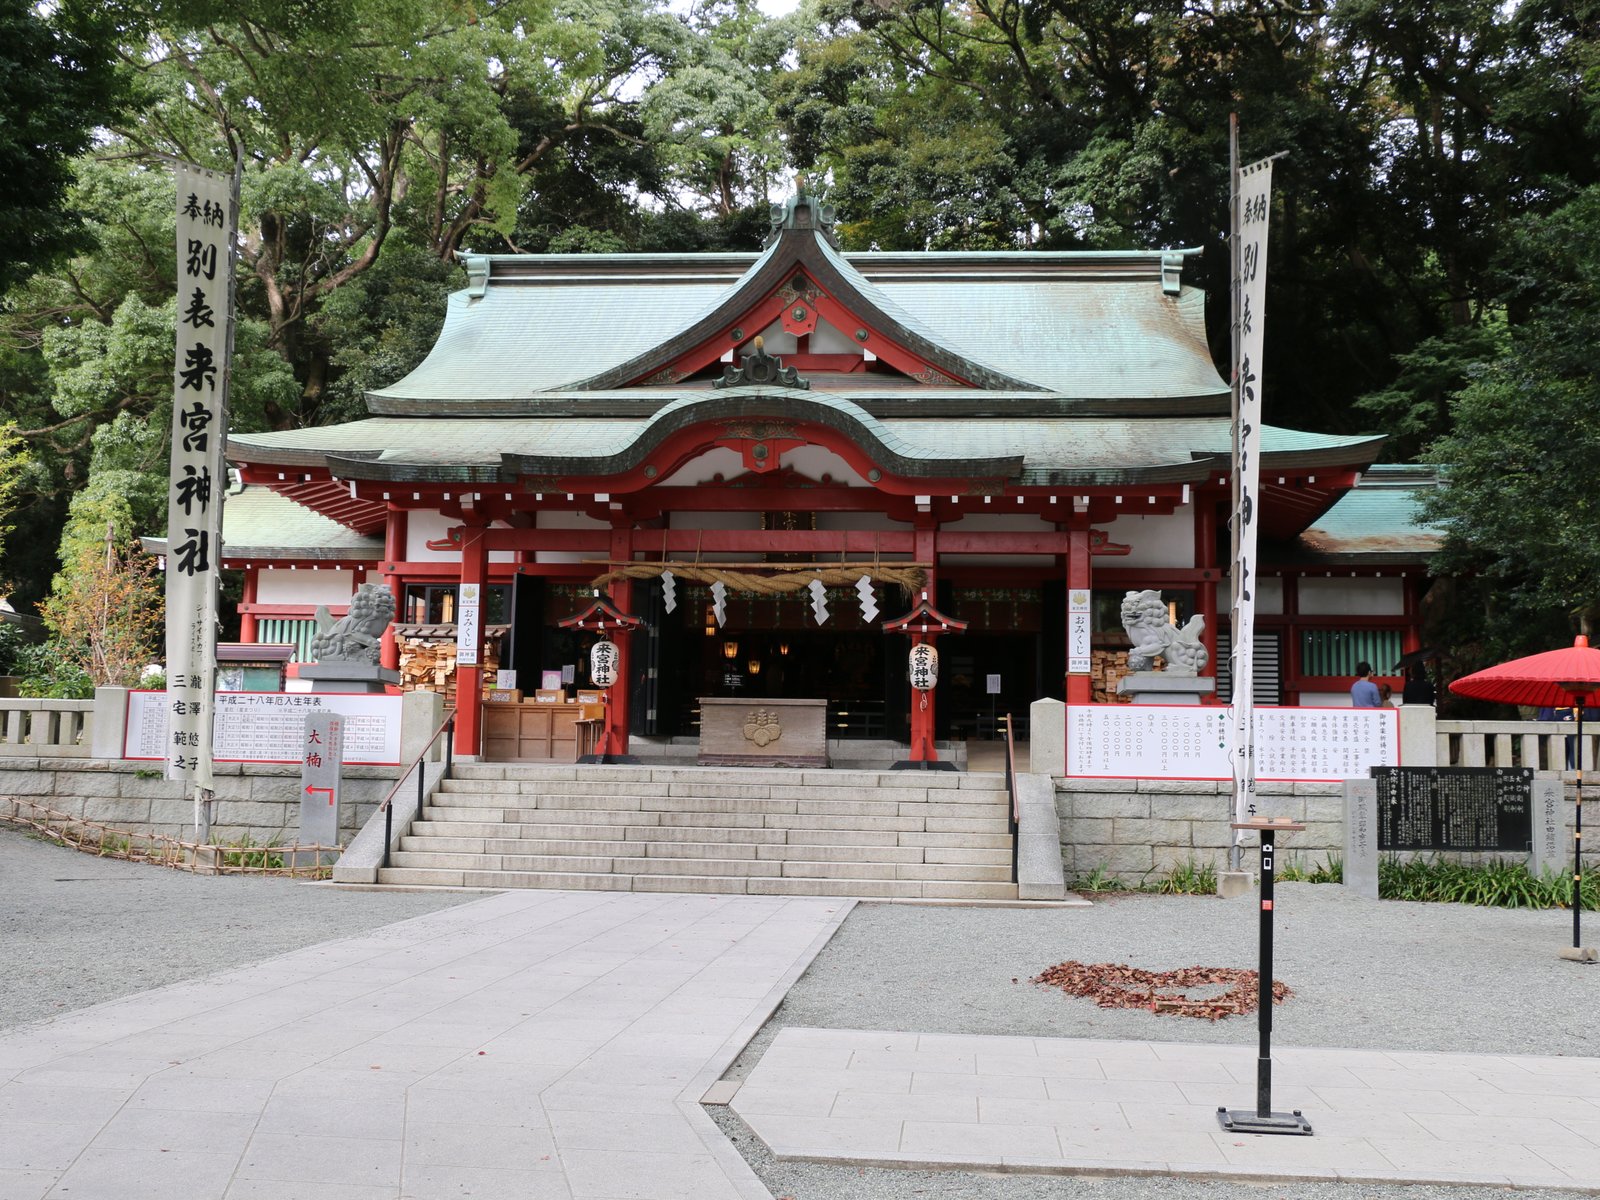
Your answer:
[1,0,1597,667]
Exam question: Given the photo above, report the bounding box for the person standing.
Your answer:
[1401,663,1436,706]
[1351,661,1383,707]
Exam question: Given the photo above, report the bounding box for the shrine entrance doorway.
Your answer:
[653,584,906,741]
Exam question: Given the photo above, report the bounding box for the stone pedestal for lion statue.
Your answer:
[1114,589,1216,705]
[298,583,401,694]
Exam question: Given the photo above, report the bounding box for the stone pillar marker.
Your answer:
[298,711,344,866]
[1342,779,1379,898]
[1531,777,1563,880]
[1030,698,1065,777]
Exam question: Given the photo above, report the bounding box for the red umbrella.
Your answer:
[1451,635,1599,957]
[1449,636,1600,709]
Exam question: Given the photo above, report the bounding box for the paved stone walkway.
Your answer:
[0,890,849,1200]
[730,1026,1600,1191]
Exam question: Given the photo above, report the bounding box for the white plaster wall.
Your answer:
[940,513,1058,567]
[404,511,518,564]
[1256,575,1285,616]
[1297,576,1405,616]
[752,321,797,354]
[782,445,866,485]
[257,568,356,606]
[1299,692,1359,707]
[1102,509,1195,568]
[534,510,609,566]
[811,318,859,354]
[405,510,457,562]
[658,447,746,488]
[656,442,866,489]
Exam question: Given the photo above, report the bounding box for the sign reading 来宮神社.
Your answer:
[165,162,237,787]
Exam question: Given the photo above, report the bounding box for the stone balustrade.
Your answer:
[0,699,93,757]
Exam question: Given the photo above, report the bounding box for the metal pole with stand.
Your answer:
[1218,816,1313,1135]
[1557,690,1595,961]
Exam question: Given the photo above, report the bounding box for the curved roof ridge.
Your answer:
[566,226,1044,393]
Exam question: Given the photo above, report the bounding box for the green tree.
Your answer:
[0,423,29,581]
[0,0,125,292]
[38,530,164,690]
[1422,186,1600,658]
[778,0,1600,435]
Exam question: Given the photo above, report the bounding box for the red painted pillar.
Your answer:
[909,633,938,761]
[1195,496,1219,685]
[380,506,407,672]
[606,527,634,759]
[1402,574,1422,655]
[1282,574,1300,705]
[239,569,258,643]
[914,526,938,763]
[453,523,488,758]
[1066,514,1092,705]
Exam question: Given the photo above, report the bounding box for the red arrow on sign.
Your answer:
[305,785,335,806]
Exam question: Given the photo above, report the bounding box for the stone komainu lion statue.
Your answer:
[310,583,394,666]
[1120,589,1207,676]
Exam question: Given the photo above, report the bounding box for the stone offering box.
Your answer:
[698,697,827,767]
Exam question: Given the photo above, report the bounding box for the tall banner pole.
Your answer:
[1228,117,1243,870]
[1229,133,1279,864]
[166,160,237,842]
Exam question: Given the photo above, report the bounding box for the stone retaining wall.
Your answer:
[0,758,399,846]
[1055,776,1582,883]
[1055,778,1345,881]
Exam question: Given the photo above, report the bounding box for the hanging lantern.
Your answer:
[589,638,619,688]
[909,642,939,690]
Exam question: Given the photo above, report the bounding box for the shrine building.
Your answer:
[201,192,1440,762]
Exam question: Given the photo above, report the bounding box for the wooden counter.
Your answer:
[482,700,586,762]
[698,697,827,767]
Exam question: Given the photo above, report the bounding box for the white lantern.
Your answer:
[909,642,938,690]
[589,638,619,688]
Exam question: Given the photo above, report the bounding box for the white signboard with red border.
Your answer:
[125,691,401,765]
[1068,704,1398,782]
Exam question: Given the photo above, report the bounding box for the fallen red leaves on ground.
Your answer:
[1031,961,1291,1021]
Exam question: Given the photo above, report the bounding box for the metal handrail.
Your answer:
[377,708,456,871]
[1002,712,1020,883]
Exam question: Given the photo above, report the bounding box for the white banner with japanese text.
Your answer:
[456,582,482,667]
[1230,156,1274,827]
[165,162,235,785]
[1068,588,1092,674]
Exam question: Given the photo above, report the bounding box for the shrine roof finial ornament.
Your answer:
[715,336,810,391]
[768,180,839,249]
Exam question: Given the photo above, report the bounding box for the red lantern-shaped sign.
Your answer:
[909,642,938,691]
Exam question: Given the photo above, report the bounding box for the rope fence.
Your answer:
[0,798,342,877]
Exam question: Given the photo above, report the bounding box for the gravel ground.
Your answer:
[0,824,477,1030]
[710,885,1600,1200]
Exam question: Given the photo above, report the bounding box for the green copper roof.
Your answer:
[229,406,1382,486]
[1291,465,1444,560]
[368,239,1226,411]
[141,485,384,559]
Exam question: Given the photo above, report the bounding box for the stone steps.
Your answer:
[379,763,1018,900]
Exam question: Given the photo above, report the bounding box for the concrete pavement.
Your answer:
[730,1026,1600,1191]
[0,889,850,1200]
[8,880,1600,1197]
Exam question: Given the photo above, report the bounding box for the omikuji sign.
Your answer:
[165,162,236,790]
